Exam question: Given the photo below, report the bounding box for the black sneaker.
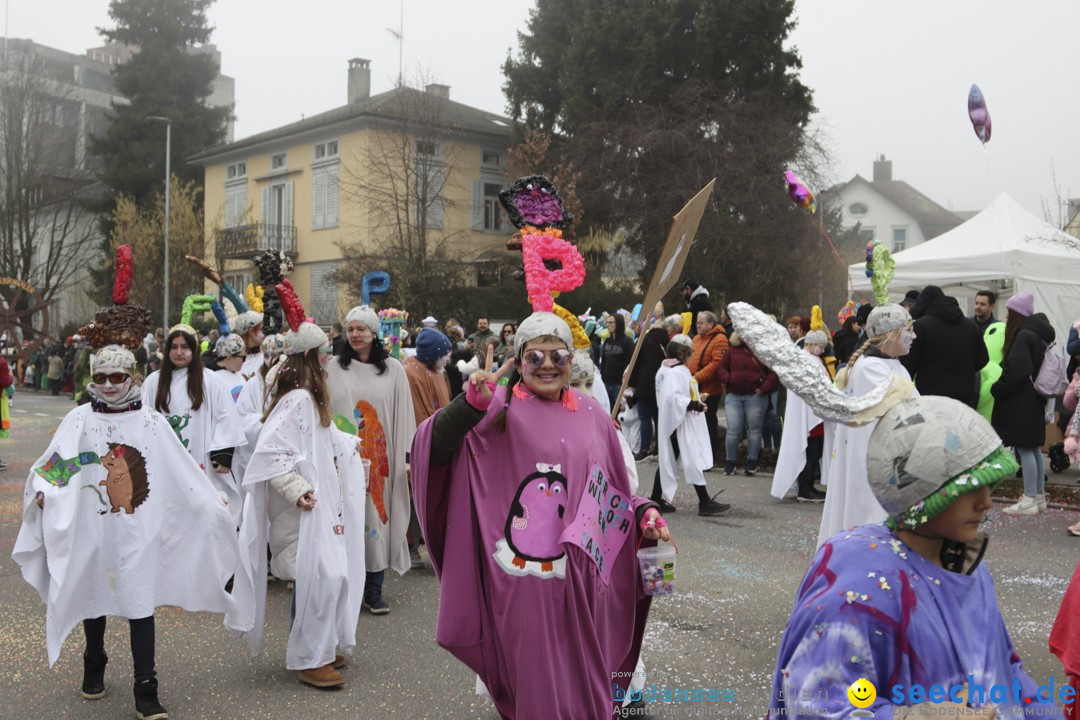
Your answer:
[81,651,107,700]
[698,500,731,517]
[133,678,168,720]
[744,464,757,477]
[364,595,390,615]
[723,463,735,476]
[797,489,827,503]
[655,499,677,513]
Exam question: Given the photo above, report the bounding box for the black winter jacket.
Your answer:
[627,327,669,401]
[991,313,1055,447]
[900,286,989,407]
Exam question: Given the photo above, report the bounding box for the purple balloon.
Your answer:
[968,84,992,144]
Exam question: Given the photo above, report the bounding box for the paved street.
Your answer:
[0,389,1077,719]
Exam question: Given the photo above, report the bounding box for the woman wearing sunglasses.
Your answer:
[411,311,674,719]
[14,282,237,719]
[142,322,246,527]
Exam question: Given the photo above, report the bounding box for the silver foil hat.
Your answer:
[727,301,913,426]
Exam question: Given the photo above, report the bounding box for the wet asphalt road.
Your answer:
[0,390,1076,719]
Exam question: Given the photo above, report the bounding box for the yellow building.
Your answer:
[190,58,514,325]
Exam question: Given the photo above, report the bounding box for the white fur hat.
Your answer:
[345,305,380,334]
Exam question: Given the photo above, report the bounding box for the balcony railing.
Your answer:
[216,223,297,259]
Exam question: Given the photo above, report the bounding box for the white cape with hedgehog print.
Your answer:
[12,403,238,666]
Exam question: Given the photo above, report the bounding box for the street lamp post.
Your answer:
[147,116,171,328]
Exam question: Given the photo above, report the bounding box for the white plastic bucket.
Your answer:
[637,544,677,596]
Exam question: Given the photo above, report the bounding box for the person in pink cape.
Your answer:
[411,311,673,719]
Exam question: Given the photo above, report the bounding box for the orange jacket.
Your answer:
[687,325,729,397]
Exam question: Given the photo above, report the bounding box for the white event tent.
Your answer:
[849,192,1080,336]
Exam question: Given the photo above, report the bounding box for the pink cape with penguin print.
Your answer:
[411,385,655,719]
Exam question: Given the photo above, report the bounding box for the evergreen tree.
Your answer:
[88,0,231,310]
[503,0,830,312]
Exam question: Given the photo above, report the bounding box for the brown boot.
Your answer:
[332,654,346,670]
[298,663,345,688]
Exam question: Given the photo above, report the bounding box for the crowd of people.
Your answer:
[9,259,1080,718]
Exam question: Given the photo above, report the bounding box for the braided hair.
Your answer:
[834,332,900,390]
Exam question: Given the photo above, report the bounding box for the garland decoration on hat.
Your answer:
[80,245,152,351]
[211,301,231,337]
[245,284,264,314]
[184,255,248,314]
[520,229,586,313]
[552,303,590,349]
[112,245,133,305]
[865,242,896,305]
[255,250,294,334]
[499,175,586,313]
[276,278,305,333]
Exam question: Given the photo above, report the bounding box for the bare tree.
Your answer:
[110,176,206,325]
[0,50,101,335]
[337,76,473,317]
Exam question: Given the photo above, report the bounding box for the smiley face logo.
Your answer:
[847,678,876,708]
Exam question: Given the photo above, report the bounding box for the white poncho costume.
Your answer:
[655,361,713,502]
[13,402,239,665]
[142,367,246,524]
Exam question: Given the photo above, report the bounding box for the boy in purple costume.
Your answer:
[769,396,1064,719]
[411,312,672,719]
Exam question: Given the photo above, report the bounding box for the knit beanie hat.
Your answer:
[865,304,910,339]
[1005,291,1034,318]
[415,328,452,364]
[804,305,829,346]
[345,305,380,334]
[867,396,1017,530]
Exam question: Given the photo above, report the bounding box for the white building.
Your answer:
[823,156,963,253]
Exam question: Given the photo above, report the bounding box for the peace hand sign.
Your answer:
[466,345,516,411]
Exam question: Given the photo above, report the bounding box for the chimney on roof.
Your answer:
[425,83,450,100]
[873,154,892,183]
[347,58,371,104]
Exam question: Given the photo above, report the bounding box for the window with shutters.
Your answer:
[224,184,247,228]
[227,162,246,180]
[483,182,503,231]
[309,262,339,326]
[472,177,506,232]
[414,146,444,230]
[312,166,339,230]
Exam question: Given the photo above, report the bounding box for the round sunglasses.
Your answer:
[521,348,572,368]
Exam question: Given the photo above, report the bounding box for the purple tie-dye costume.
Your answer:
[769,524,1063,719]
